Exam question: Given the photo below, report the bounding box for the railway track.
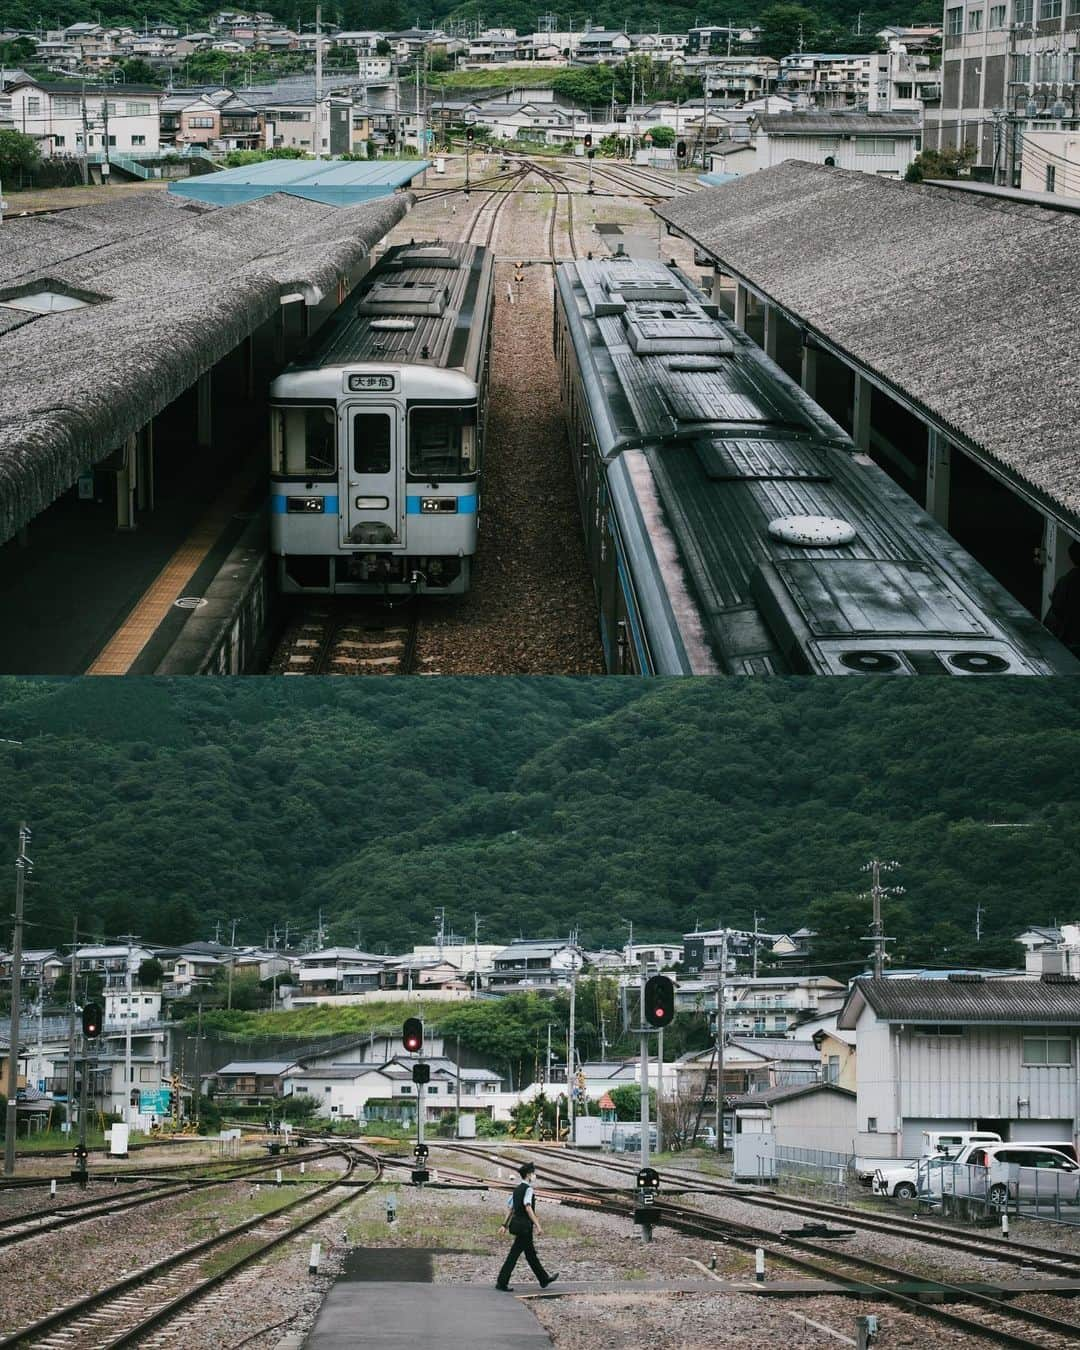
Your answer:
[551,1146,1080,1278]
[464,167,530,248]
[425,1143,1080,1348]
[521,160,580,261]
[0,1144,381,1350]
[0,1145,343,1253]
[274,602,420,675]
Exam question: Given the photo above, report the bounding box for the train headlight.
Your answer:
[420,497,458,514]
[286,497,326,514]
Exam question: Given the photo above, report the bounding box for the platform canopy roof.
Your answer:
[0,189,408,545]
[655,160,1080,529]
[169,158,429,207]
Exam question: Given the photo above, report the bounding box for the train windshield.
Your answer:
[271,404,336,477]
[407,406,477,480]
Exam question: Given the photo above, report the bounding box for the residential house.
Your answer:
[1016,925,1065,954]
[0,948,66,996]
[162,950,223,996]
[838,974,1080,1158]
[262,92,353,155]
[674,1036,820,1103]
[703,56,779,105]
[379,958,469,992]
[104,986,162,1028]
[294,947,388,997]
[467,28,522,63]
[285,1055,503,1124]
[74,943,154,987]
[575,29,632,64]
[6,80,162,157]
[488,939,585,993]
[674,974,845,1034]
[204,1060,304,1104]
[814,1025,857,1089]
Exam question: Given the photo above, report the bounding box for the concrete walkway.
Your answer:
[303,1283,552,1348]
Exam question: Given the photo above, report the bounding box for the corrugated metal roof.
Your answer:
[755,112,920,135]
[214,1061,302,1074]
[170,159,429,208]
[653,161,1080,526]
[840,976,1080,1027]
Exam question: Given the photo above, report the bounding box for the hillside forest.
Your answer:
[0,678,1077,983]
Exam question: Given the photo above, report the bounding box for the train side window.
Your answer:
[354,413,392,474]
[408,407,477,479]
[272,405,335,477]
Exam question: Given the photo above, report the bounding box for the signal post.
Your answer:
[635,973,674,1241]
[403,1017,429,1184]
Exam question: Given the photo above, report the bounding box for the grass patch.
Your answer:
[200,1237,265,1279]
[431,68,557,90]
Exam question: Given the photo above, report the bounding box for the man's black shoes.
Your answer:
[541,1273,559,1288]
[496,1284,513,1292]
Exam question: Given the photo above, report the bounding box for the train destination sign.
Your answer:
[347,373,396,392]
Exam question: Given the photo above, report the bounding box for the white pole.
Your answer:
[124,938,134,1127]
[315,4,323,162]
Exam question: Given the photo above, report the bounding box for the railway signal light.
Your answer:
[466,126,475,143]
[403,1017,423,1053]
[412,1062,430,1085]
[81,1002,102,1039]
[584,133,593,148]
[677,140,687,159]
[643,975,675,1029]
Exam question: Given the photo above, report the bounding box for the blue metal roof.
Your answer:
[170,158,428,207]
[697,171,740,187]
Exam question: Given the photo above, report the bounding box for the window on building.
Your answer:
[132,134,146,146]
[1014,0,1034,20]
[1022,1031,1070,1064]
[1041,0,1062,15]
[1046,164,1056,191]
[55,96,80,115]
[915,1024,964,1036]
[867,1116,878,1132]
[108,135,116,147]
[856,137,898,155]
[990,2,1008,20]
[128,101,151,116]
[826,1055,840,1082]
[947,6,965,30]
[896,82,914,98]
[1013,52,1032,81]
[968,7,984,28]
[1069,0,1080,15]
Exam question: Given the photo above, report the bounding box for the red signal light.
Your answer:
[644,976,675,1029]
[402,1016,423,1053]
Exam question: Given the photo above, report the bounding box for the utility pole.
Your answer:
[4,823,31,1175]
[192,1000,203,1128]
[435,907,445,960]
[80,86,90,186]
[861,860,904,978]
[314,2,323,162]
[567,962,577,1142]
[638,960,649,1168]
[455,1032,462,1137]
[975,902,984,943]
[752,910,760,979]
[713,929,727,1151]
[472,913,481,996]
[65,916,77,1136]
[546,1021,552,1087]
[123,934,135,1126]
[101,92,110,183]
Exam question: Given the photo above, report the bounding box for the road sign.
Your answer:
[140,1088,171,1114]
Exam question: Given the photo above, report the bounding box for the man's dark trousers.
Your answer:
[497,1226,550,1288]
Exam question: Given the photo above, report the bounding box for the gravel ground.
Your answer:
[271,157,701,676]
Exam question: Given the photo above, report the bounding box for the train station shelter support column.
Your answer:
[196,372,213,451]
[762,301,779,361]
[1041,519,1076,622]
[136,424,155,514]
[734,282,748,331]
[925,429,951,527]
[800,343,818,399]
[852,372,872,454]
[115,435,137,531]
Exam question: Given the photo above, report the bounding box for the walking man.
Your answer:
[496,1162,558,1292]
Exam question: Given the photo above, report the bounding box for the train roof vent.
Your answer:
[605,276,686,304]
[947,972,985,982]
[358,281,448,317]
[395,245,461,269]
[666,354,732,371]
[370,318,417,331]
[945,652,1011,674]
[767,515,857,547]
[622,312,727,355]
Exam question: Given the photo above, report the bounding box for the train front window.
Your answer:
[408,407,477,480]
[353,412,392,474]
[271,405,335,477]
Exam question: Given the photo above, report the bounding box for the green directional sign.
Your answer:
[140,1089,171,1114]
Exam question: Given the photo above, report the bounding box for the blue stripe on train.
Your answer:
[406,495,478,515]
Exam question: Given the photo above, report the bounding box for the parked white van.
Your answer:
[921,1130,1001,1159]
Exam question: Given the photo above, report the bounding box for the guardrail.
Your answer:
[776,1144,857,1202]
[919,1158,1080,1227]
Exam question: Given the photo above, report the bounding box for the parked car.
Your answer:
[927,1144,1080,1207]
[921,1130,1001,1160]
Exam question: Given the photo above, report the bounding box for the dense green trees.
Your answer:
[0,679,1077,974]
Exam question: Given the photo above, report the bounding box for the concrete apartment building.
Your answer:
[923,0,1080,183]
[6,79,162,156]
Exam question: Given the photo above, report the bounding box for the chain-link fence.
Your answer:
[775,1144,858,1203]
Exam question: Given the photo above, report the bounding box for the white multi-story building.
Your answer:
[6,79,162,157]
[104,987,162,1027]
